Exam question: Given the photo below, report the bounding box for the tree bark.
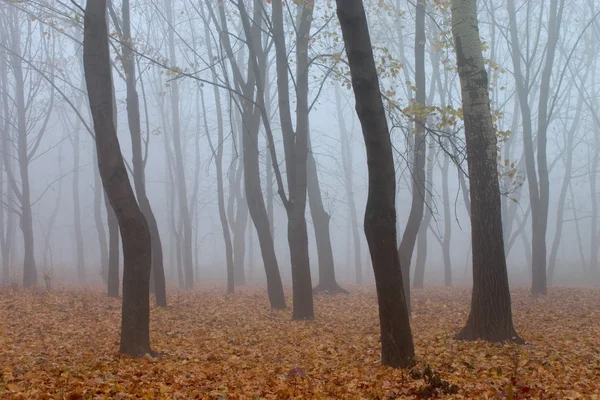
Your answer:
[452,0,522,343]
[269,0,314,320]
[308,134,346,294]
[121,0,167,306]
[93,150,109,283]
[337,0,414,367]
[83,0,152,356]
[397,0,427,311]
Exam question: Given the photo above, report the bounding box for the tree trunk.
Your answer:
[308,134,346,294]
[210,0,285,308]
[0,50,12,284]
[269,0,314,320]
[165,0,193,288]
[121,0,167,306]
[9,10,37,287]
[201,86,234,294]
[72,100,86,283]
[93,151,109,283]
[106,60,120,299]
[84,0,153,356]
[441,142,452,286]
[452,0,521,343]
[413,139,435,289]
[398,0,427,311]
[337,0,414,367]
[548,77,587,284]
[334,86,362,285]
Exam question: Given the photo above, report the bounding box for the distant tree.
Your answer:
[397,0,427,311]
[111,0,167,306]
[336,0,414,367]
[451,0,521,343]
[83,0,152,356]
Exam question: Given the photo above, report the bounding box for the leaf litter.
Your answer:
[0,286,599,399]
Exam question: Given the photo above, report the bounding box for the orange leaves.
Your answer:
[1,287,600,398]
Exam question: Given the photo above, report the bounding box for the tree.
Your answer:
[5,6,55,287]
[207,0,286,309]
[397,0,426,311]
[451,0,521,343]
[165,0,194,289]
[334,85,362,287]
[268,0,315,319]
[336,0,414,367]
[114,0,167,306]
[83,0,152,356]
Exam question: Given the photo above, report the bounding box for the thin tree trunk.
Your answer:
[334,86,362,285]
[121,0,166,306]
[548,79,587,284]
[202,87,234,293]
[0,48,12,284]
[165,0,193,288]
[72,100,86,283]
[210,0,285,308]
[337,0,414,367]
[441,142,452,286]
[93,151,109,283]
[413,139,435,289]
[9,8,36,287]
[398,0,426,311]
[308,133,346,293]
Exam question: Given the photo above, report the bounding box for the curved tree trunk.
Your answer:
[337,0,414,367]
[308,134,346,294]
[398,0,426,311]
[452,0,521,343]
[83,0,153,356]
[120,0,167,306]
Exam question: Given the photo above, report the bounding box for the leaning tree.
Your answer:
[83,0,154,356]
[336,0,414,367]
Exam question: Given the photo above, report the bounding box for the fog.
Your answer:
[0,0,595,291]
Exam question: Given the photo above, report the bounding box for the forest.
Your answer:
[0,0,599,398]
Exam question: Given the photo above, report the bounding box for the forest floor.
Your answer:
[0,285,599,399]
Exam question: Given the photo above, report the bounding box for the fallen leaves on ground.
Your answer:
[0,285,599,399]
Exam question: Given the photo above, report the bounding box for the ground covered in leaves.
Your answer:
[1,285,599,399]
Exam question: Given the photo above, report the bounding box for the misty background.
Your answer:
[0,0,595,288]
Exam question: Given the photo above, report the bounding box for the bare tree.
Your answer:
[452,0,521,343]
[398,0,426,311]
[114,0,167,305]
[165,0,194,288]
[334,86,362,287]
[5,7,56,287]
[83,0,152,356]
[337,0,414,367]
